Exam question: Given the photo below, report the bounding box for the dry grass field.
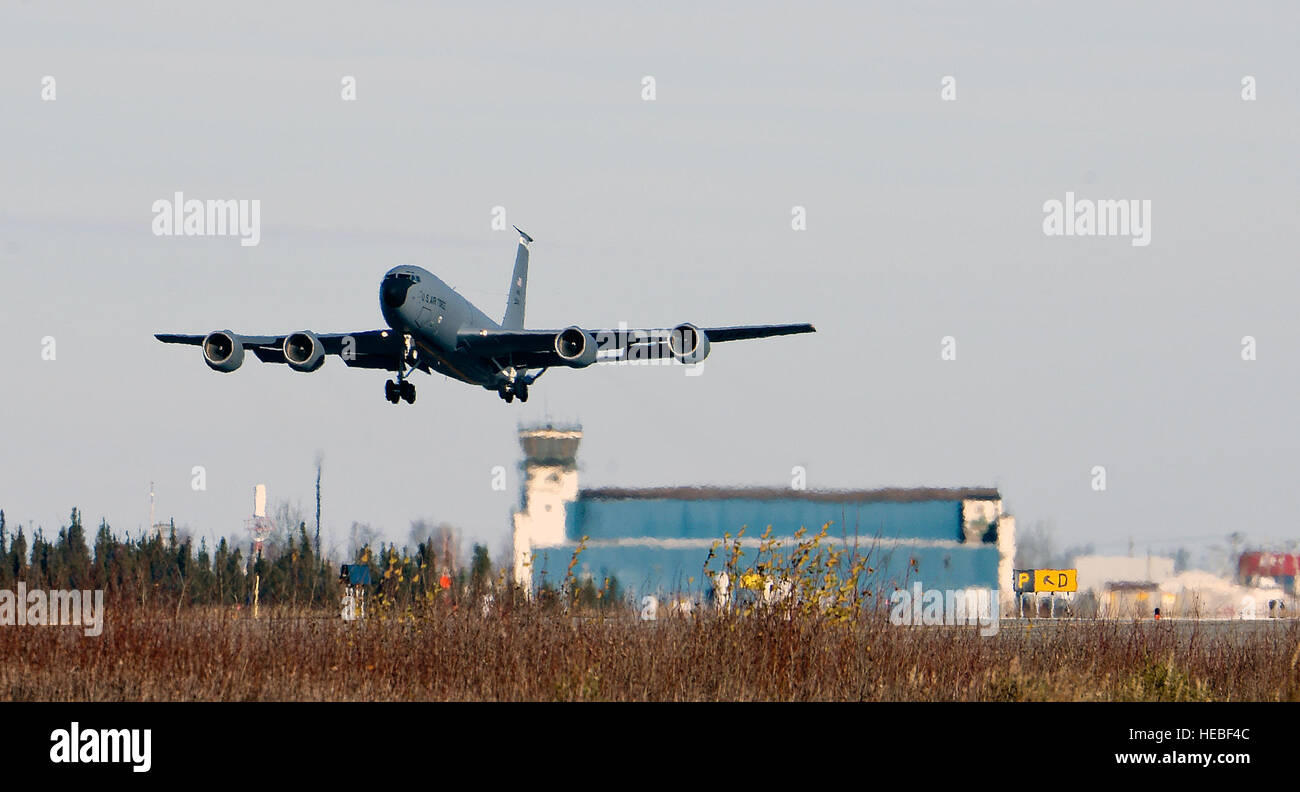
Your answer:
[3,598,1299,701]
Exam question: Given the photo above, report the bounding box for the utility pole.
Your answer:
[314,454,323,560]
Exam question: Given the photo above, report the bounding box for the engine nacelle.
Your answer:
[284,331,325,372]
[202,330,245,372]
[668,323,710,364]
[554,326,598,368]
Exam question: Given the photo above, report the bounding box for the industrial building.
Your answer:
[1076,554,1176,597]
[1071,553,1293,619]
[1238,551,1300,592]
[511,425,1016,608]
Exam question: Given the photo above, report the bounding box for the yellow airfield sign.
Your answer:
[1013,568,1078,593]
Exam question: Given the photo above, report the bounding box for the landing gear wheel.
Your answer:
[517,384,529,403]
[384,380,400,404]
[504,391,515,404]
[400,380,416,404]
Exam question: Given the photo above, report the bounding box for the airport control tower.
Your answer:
[512,423,582,588]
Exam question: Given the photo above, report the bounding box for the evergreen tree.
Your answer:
[470,543,492,600]
[10,528,26,581]
[32,529,54,587]
[0,506,358,608]
[94,519,116,589]
[62,509,92,589]
[0,510,9,587]
[193,538,214,603]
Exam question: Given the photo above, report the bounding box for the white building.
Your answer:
[1075,554,1175,594]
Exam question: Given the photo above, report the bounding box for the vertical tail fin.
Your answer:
[502,226,532,329]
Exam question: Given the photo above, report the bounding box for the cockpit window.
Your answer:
[391,273,420,283]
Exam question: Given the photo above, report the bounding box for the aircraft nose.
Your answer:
[382,276,414,309]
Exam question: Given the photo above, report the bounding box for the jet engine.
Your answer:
[202,331,245,372]
[284,331,326,372]
[554,326,598,368]
[667,323,710,364]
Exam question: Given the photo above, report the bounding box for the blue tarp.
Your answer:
[343,565,371,585]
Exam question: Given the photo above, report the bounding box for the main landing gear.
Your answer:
[385,379,415,404]
[495,367,545,404]
[497,382,527,403]
[385,334,417,405]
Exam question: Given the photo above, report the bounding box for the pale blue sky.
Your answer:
[0,2,1296,562]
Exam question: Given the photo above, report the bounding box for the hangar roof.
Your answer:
[579,486,1000,503]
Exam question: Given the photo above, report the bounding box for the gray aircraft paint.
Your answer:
[158,231,815,401]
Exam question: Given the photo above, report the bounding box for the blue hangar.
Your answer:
[510,425,1016,606]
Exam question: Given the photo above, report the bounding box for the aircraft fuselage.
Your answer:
[379,266,504,388]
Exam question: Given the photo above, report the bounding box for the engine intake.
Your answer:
[284,331,325,372]
[554,326,597,368]
[668,323,710,364]
[202,331,245,372]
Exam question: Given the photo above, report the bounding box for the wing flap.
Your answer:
[252,347,287,364]
[340,354,409,371]
[456,329,556,357]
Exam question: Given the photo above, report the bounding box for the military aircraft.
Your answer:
[156,228,815,405]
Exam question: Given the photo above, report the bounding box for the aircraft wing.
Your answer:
[687,324,816,342]
[456,323,815,367]
[155,330,417,371]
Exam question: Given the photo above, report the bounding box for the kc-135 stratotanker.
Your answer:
[157,228,815,405]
